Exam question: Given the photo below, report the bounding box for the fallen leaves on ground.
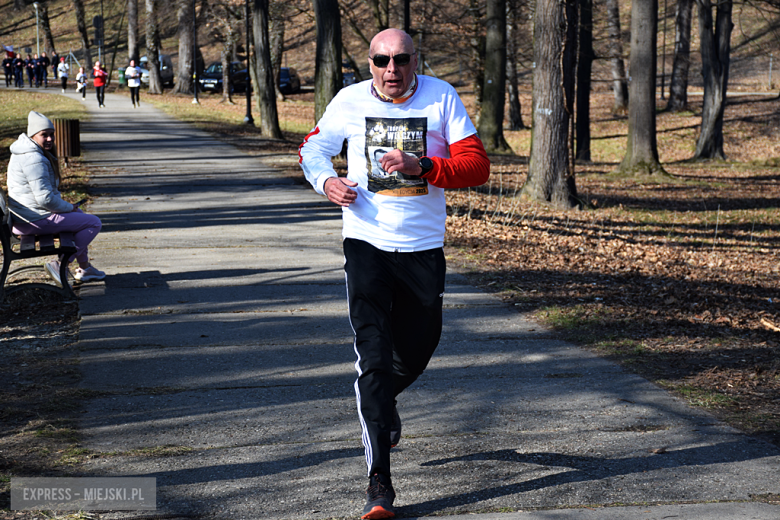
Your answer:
[445,93,780,446]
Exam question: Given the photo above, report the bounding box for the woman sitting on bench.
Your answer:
[6,111,105,285]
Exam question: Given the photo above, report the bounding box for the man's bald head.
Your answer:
[368,29,418,99]
[369,29,415,57]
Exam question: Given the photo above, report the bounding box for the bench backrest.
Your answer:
[0,191,14,244]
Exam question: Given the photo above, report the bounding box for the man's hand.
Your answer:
[379,149,423,176]
[324,177,358,207]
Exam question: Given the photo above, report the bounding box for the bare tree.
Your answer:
[207,1,243,103]
[506,0,525,130]
[269,1,287,101]
[73,0,93,71]
[128,0,139,63]
[521,0,579,209]
[340,0,371,49]
[666,0,694,111]
[312,0,342,122]
[605,0,628,114]
[693,0,733,160]
[173,0,194,94]
[478,0,510,151]
[367,0,389,32]
[576,0,594,162]
[145,0,163,94]
[253,0,283,136]
[470,0,485,118]
[35,2,57,55]
[617,0,664,175]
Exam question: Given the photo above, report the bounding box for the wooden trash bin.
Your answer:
[54,119,80,161]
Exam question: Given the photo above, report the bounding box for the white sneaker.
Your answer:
[44,260,63,287]
[74,265,106,282]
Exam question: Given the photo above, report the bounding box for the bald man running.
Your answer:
[299,28,490,519]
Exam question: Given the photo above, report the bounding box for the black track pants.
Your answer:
[344,238,446,478]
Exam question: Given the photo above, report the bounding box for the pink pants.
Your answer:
[12,209,102,266]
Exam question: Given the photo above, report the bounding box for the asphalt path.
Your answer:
[55,89,780,519]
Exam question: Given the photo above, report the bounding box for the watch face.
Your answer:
[420,157,433,171]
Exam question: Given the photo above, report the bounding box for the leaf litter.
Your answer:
[445,93,780,447]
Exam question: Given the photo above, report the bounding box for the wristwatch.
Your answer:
[418,156,434,176]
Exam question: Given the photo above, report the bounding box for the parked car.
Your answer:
[278,67,300,94]
[342,62,357,87]
[139,54,175,87]
[342,71,356,87]
[198,61,249,93]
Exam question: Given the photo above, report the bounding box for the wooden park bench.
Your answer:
[1,192,77,301]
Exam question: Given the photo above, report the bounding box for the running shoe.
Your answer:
[362,473,395,519]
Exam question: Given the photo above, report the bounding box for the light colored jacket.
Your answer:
[57,61,68,78]
[125,65,141,88]
[6,133,72,223]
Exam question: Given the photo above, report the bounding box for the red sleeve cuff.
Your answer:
[421,134,490,189]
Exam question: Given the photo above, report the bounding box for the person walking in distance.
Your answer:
[92,61,107,108]
[75,67,87,99]
[298,28,490,520]
[50,52,59,80]
[125,59,142,108]
[33,53,42,87]
[13,54,25,88]
[2,53,13,88]
[38,52,50,87]
[57,57,69,92]
[25,55,36,88]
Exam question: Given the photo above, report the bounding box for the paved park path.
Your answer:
[65,89,780,520]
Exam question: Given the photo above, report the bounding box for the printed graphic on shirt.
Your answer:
[365,117,428,197]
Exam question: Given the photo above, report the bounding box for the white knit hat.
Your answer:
[27,111,54,137]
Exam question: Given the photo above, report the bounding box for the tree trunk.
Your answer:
[73,0,93,71]
[269,2,286,101]
[368,0,389,32]
[470,0,485,119]
[478,0,510,152]
[127,0,139,64]
[506,0,524,131]
[107,8,126,86]
[312,0,342,123]
[40,2,57,55]
[253,0,283,137]
[576,0,594,162]
[173,0,193,94]
[605,0,628,114]
[220,46,234,104]
[618,0,664,175]
[522,0,579,209]
[666,0,693,111]
[145,0,163,94]
[693,0,732,160]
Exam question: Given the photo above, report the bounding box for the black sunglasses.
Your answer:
[369,53,412,68]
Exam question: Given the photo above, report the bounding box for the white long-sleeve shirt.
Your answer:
[299,76,477,251]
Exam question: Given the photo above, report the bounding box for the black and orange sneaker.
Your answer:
[362,472,395,519]
[390,404,402,448]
